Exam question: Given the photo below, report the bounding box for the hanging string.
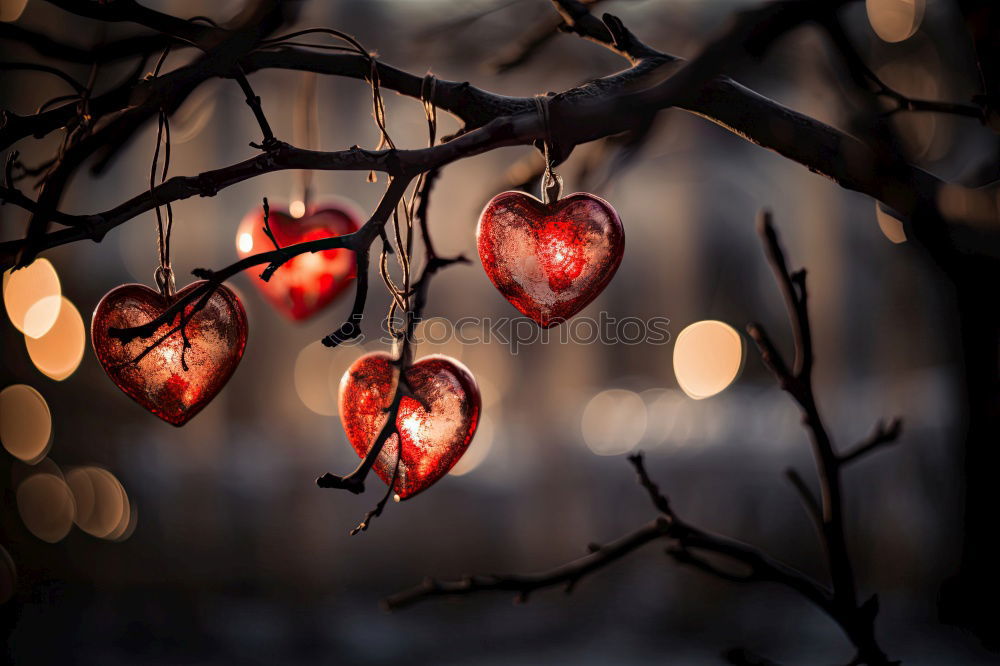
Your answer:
[405,74,438,262]
[420,73,438,149]
[368,58,395,184]
[380,74,439,343]
[533,94,563,204]
[404,73,438,255]
[253,28,428,348]
[250,27,390,185]
[144,41,177,297]
[150,107,175,297]
[293,71,319,211]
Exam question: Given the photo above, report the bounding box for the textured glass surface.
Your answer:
[339,352,481,499]
[477,191,625,328]
[91,282,248,426]
[236,202,360,321]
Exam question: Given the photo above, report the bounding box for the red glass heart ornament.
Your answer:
[236,199,361,321]
[477,191,625,328]
[339,352,481,500]
[91,282,248,426]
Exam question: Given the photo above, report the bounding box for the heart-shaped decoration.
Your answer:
[91,282,248,426]
[477,191,625,328]
[339,352,481,500]
[236,200,361,321]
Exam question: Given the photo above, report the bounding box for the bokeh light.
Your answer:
[878,57,942,160]
[0,544,15,604]
[289,200,306,218]
[414,332,466,364]
[24,296,86,380]
[0,384,53,464]
[237,231,254,254]
[673,320,744,399]
[17,473,76,543]
[23,294,65,339]
[102,468,133,542]
[11,457,63,488]
[0,0,28,22]
[108,502,137,542]
[866,0,925,43]
[936,184,999,227]
[581,389,647,455]
[641,388,689,449]
[875,201,907,244]
[476,374,502,410]
[66,466,131,540]
[3,258,62,338]
[450,414,494,476]
[170,83,218,144]
[294,340,339,416]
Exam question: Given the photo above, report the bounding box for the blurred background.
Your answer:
[1,0,997,663]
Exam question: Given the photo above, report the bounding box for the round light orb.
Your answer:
[0,384,52,464]
[294,340,339,416]
[3,258,61,338]
[100,468,131,541]
[108,500,137,542]
[237,232,254,254]
[450,415,494,476]
[673,320,744,399]
[581,389,647,456]
[875,202,907,244]
[66,467,127,539]
[24,296,85,381]
[0,0,28,23]
[866,0,925,43]
[16,473,75,543]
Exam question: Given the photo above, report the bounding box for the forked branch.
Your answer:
[3,0,998,272]
[386,214,899,666]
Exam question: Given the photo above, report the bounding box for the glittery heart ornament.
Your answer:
[236,200,360,321]
[339,352,481,499]
[477,191,624,328]
[91,281,248,426]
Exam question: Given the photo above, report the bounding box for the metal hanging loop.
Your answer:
[534,95,563,205]
[154,265,175,298]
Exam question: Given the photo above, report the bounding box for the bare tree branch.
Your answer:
[840,419,903,465]
[383,517,671,610]
[7,0,997,274]
[387,215,899,666]
[785,467,823,531]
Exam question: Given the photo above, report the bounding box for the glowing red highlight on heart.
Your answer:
[477,191,624,328]
[91,282,248,426]
[339,352,481,499]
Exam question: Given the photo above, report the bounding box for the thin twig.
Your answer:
[351,446,402,535]
[840,419,902,465]
[383,518,671,610]
[387,213,898,665]
[234,66,281,150]
[260,197,281,250]
[785,467,823,534]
